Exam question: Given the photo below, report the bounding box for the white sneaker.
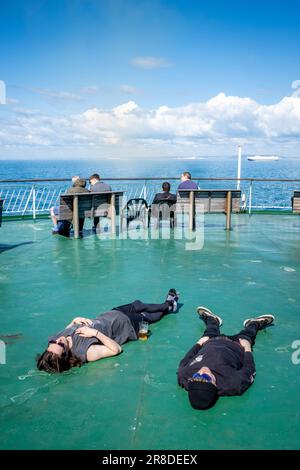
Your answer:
[197,306,223,326]
[243,314,275,329]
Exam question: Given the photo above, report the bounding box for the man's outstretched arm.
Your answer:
[219,340,256,396]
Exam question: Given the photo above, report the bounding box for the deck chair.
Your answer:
[150,200,175,229]
[121,198,149,230]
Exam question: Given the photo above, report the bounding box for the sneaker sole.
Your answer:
[197,306,223,326]
[243,314,275,328]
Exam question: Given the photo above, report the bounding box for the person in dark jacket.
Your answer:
[89,173,112,193]
[151,182,177,228]
[152,182,177,204]
[177,306,275,410]
[89,173,112,230]
[51,177,89,235]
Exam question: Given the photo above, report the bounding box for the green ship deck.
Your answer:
[0,214,300,450]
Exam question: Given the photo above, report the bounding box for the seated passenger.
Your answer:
[50,175,80,233]
[51,177,89,235]
[152,182,177,204]
[151,182,177,228]
[36,289,180,373]
[89,173,112,192]
[177,171,199,190]
[89,173,112,230]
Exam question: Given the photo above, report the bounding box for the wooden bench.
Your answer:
[177,189,241,230]
[0,198,3,227]
[58,191,124,238]
[292,190,300,213]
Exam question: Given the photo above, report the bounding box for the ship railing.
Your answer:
[1,177,300,218]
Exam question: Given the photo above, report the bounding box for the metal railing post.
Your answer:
[32,185,36,221]
[249,181,253,216]
[143,180,147,200]
[237,145,242,190]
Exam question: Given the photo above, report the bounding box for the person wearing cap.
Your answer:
[177,307,275,410]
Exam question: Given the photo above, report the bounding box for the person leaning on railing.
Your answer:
[50,176,89,234]
[89,173,112,231]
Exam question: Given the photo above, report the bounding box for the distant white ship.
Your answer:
[248,155,279,161]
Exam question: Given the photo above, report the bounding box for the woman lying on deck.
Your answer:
[36,290,179,373]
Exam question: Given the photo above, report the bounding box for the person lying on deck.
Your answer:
[177,307,275,410]
[36,289,180,373]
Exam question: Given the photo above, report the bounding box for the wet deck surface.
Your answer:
[0,214,300,449]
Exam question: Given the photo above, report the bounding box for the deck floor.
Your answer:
[0,214,300,450]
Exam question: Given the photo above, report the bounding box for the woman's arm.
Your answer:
[75,326,122,355]
[86,344,121,362]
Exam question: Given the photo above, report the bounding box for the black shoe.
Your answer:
[166,289,180,312]
[243,314,275,330]
[197,306,223,326]
[167,288,180,302]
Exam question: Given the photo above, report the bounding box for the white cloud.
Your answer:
[29,87,83,101]
[6,97,20,105]
[131,56,171,69]
[1,92,300,154]
[80,86,99,94]
[119,84,139,95]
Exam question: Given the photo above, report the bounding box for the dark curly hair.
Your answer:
[36,349,83,373]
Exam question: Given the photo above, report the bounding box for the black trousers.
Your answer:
[113,300,170,334]
[202,317,260,347]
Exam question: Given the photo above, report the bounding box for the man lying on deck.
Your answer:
[36,289,179,373]
[177,307,275,410]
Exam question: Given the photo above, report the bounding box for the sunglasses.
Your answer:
[48,340,67,351]
[190,372,213,384]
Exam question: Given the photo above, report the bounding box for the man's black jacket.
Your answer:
[177,337,256,396]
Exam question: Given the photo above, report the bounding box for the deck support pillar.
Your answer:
[111,193,116,236]
[225,191,232,230]
[189,190,195,231]
[73,195,80,239]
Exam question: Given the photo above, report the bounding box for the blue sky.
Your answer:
[1,0,300,159]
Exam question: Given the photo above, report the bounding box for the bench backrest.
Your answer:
[292,190,300,213]
[177,189,241,213]
[0,198,3,226]
[58,192,123,220]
